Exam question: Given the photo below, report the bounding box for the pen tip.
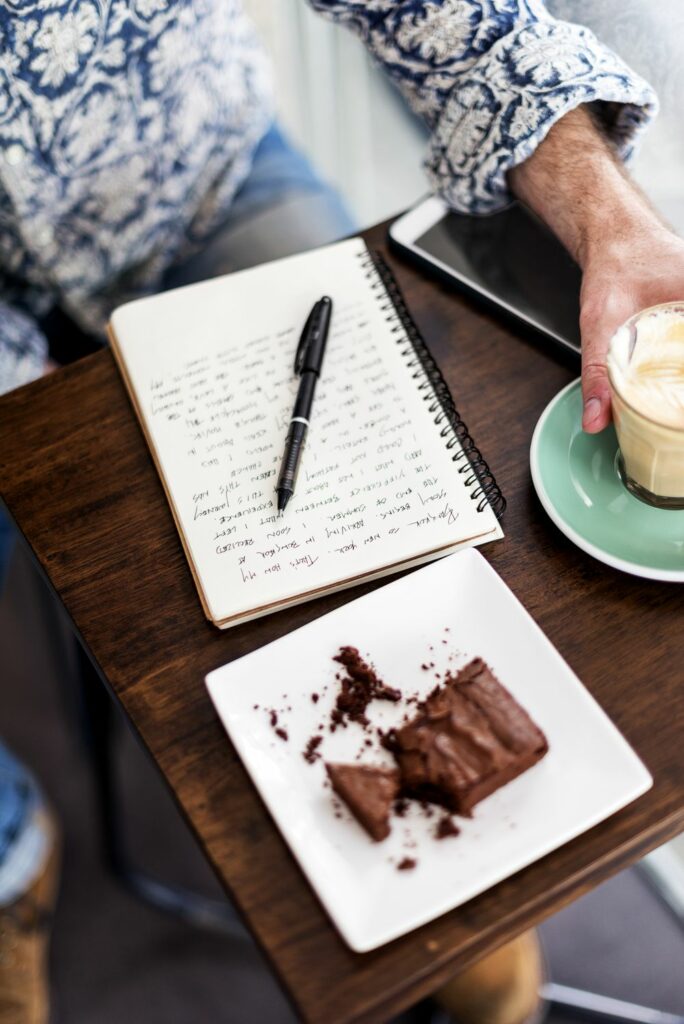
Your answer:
[277,490,290,515]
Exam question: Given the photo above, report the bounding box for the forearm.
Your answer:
[508,106,666,270]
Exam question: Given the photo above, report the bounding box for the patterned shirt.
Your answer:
[0,0,657,395]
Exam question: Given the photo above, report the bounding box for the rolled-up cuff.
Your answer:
[426,18,658,214]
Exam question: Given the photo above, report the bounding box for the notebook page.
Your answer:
[111,237,501,624]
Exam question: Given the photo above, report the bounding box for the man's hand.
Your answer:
[578,226,684,431]
[509,106,684,433]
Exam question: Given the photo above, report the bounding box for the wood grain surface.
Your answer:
[1,221,683,1024]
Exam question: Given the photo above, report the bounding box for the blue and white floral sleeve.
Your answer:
[308,0,658,213]
[0,305,48,397]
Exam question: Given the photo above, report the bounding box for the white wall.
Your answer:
[245,0,426,227]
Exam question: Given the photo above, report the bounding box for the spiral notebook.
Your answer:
[108,237,505,628]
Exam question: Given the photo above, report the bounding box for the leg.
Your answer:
[0,508,15,591]
[0,740,60,1024]
[163,123,357,290]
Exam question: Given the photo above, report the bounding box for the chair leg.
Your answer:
[76,641,247,937]
[541,983,684,1024]
[637,849,684,935]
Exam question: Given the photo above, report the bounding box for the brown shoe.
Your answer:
[0,807,61,1024]
[432,930,547,1024]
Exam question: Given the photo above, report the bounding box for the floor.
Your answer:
[2,542,684,1023]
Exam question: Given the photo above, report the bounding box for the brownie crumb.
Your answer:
[436,816,461,840]
[330,646,401,730]
[421,664,429,671]
[269,710,278,728]
[394,797,409,817]
[397,857,417,871]
[303,735,323,764]
[275,728,288,742]
[311,693,319,704]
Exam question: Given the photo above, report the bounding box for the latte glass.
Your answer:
[607,302,684,510]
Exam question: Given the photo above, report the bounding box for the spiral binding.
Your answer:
[357,249,505,519]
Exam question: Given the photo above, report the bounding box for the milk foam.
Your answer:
[608,307,684,429]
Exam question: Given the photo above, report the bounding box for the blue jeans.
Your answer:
[0,123,354,904]
[0,505,13,586]
[0,511,44,903]
[163,123,355,287]
[0,516,34,904]
[0,744,46,905]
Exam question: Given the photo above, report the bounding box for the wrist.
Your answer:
[509,105,666,270]
[577,179,667,271]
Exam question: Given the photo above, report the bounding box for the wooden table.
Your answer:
[1,221,683,1024]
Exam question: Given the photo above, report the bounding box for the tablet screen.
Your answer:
[414,202,582,352]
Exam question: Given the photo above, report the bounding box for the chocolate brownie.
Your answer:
[326,763,400,841]
[390,659,547,815]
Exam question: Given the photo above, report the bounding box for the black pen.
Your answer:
[276,296,333,514]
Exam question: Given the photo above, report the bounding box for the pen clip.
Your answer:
[294,303,318,376]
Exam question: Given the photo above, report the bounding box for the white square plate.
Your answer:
[206,549,652,952]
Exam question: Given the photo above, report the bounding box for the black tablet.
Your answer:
[389,196,582,357]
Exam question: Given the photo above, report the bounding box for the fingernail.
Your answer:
[583,397,601,425]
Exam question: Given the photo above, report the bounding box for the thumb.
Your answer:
[581,357,612,433]
[580,302,617,432]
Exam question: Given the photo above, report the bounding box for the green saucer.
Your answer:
[530,379,684,581]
